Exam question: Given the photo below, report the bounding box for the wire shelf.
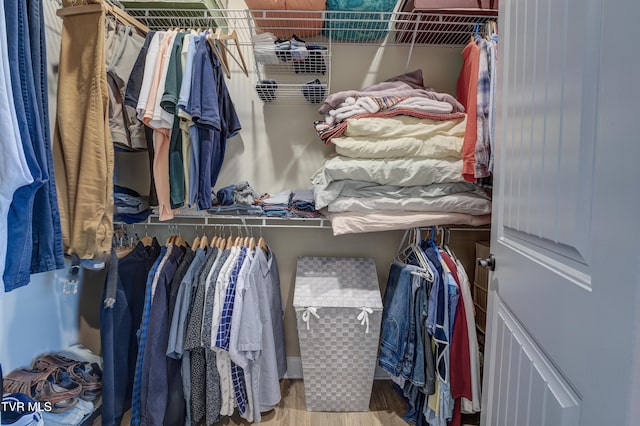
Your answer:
[122,8,496,103]
[122,8,496,47]
[125,212,333,229]
[255,82,329,104]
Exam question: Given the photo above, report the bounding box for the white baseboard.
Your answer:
[285,357,390,380]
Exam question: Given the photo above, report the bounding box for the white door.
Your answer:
[482,0,640,425]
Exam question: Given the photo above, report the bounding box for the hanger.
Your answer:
[226,231,235,249]
[208,28,249,78]
[103,1,149,35]
[215,28,249,77]
[57,1,104,18]
[247,225,256,251]
[206,31,231,79]
[199,233,209,249]
[395,228,434,282]
[165,224,176,246]
[442,227,458,260]
[192,225,201,249]
[174,227,186,247]
[138,225,153,247]
[257,226,269,254]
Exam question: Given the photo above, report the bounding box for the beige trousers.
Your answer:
[53,1,113,258]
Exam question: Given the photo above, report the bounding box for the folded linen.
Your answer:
[314,180,487,209]
[327,192,491,215]
[311,157,465,207]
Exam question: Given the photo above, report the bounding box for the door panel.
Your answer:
[501,0,596,266]
[486,300,580,426]
[484,0,640,424]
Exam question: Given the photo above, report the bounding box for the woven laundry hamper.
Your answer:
[294,256,383,412]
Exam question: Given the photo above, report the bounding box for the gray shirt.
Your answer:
[228,248,287,416]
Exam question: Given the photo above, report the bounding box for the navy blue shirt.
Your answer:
[189,35,241,210]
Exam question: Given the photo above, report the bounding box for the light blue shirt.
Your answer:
[177,33,203,115]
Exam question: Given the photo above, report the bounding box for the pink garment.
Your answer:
[319,81,465,114]
[144,31,178,221]
[457,39,481,182]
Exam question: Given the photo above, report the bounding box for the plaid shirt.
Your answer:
[215,247,249,415]
[231,360,249,416]
[215,247,246,350]
[130,246,166,426]
[475,37,491,179]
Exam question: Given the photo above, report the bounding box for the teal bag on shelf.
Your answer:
[323,0,396,41]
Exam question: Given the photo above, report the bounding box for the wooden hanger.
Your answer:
[248,237,256,251]
[257,237,269,254]
[140,235,153,247]
[210,28,249,78]
[103,1,149,35]
[192,235,201,249]
[206,32,231,79]
[175,234,186,248]
[57,1,104,18]
[226,234,235,249]
[199,235,209,250]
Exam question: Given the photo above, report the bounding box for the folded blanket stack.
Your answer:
[311,70,491,233]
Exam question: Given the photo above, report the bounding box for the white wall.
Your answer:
[0,268,80,371]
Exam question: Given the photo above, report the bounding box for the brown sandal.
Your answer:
[32,354,102,401]
[2,368,81,413]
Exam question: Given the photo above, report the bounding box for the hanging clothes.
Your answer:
[122,29,241,215]
[379,230,481,426]
[456,39,480,183]
[53,1,114,260]
[100,238,161,426]
[0,1,33,293]
[2,0,65,293]
[103,232,287,425]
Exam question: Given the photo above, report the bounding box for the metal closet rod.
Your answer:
[115,216,331,229]
[114,221,488,232]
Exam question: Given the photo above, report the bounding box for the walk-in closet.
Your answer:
[1,1,638,426]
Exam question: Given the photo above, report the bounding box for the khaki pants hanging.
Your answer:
[53,1,113,259]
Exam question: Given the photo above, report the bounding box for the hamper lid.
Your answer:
[293,256,383,309]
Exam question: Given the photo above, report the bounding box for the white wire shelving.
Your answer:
[123,8,496,103]
[124,211,332,230]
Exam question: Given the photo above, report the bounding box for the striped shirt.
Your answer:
[130,246,166,426]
